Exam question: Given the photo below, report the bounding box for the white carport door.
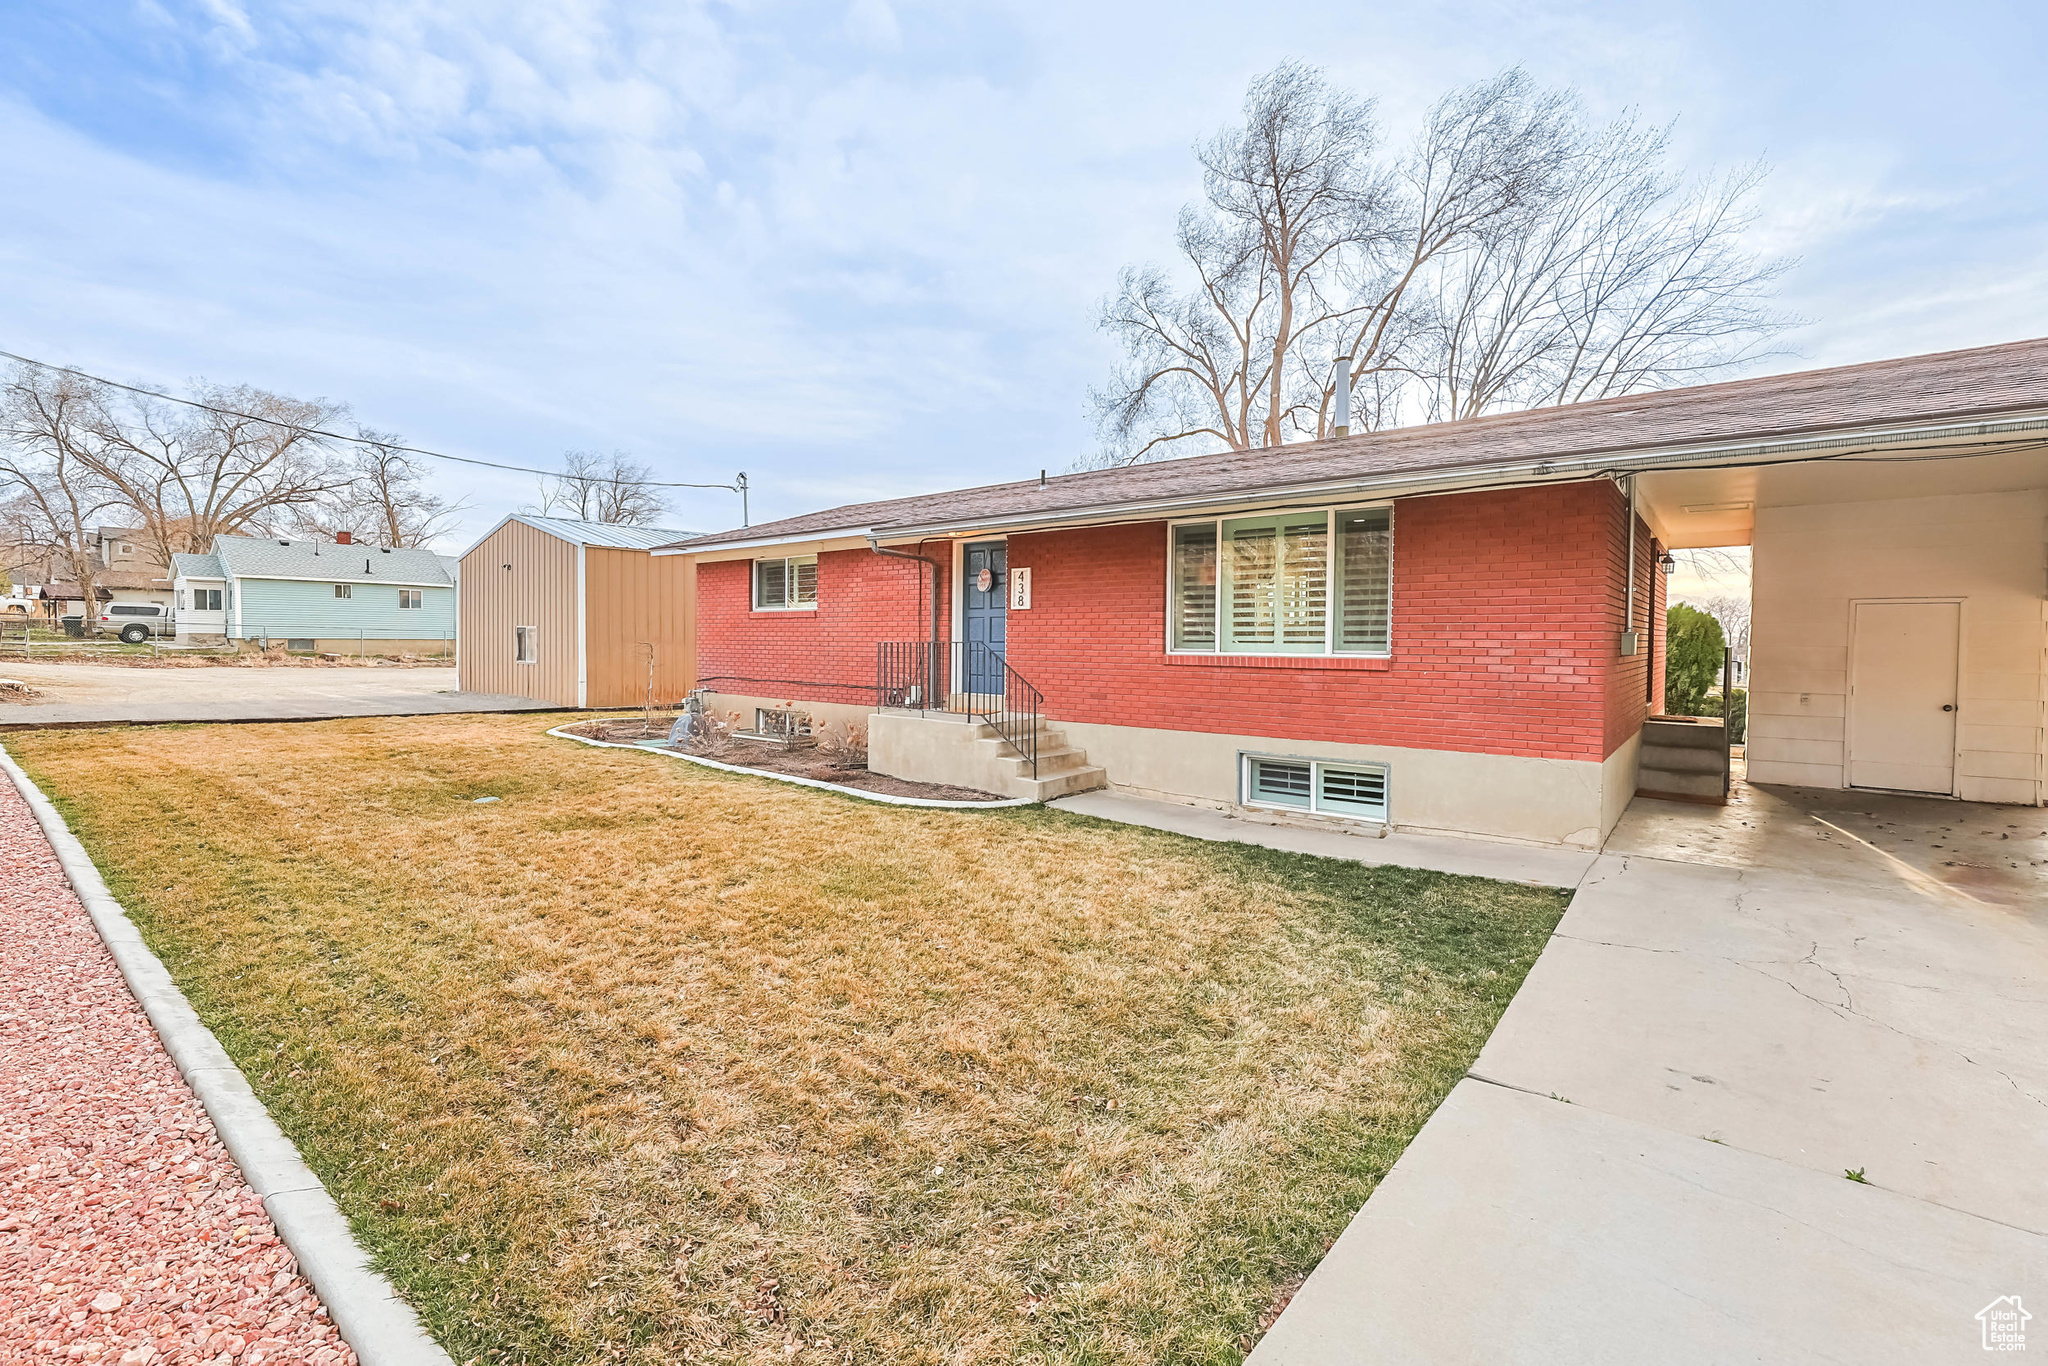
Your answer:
[1848,600,1959,794]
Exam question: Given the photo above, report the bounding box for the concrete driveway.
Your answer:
[1252,781,2047,1364]
[0,661,556,726]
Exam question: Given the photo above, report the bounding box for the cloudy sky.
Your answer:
[3,0,2043,548]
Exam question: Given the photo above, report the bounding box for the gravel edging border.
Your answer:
[548,725,1037,808]
[0,742,455,1366]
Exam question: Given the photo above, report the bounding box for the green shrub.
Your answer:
[1719,686,1747,743]
[1664,604,1726,715]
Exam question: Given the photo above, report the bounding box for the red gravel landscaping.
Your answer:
[0,781,359,1365]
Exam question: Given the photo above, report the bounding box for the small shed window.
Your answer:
[753,556,818,610]
[398,589,423,609]
[515,625,538,664]
[334,584,353,599]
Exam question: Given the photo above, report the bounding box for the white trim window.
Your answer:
[397,588,423,609]
[334,583,353,599]
[190,587,223,612]
[1170,505,1391,655]
[753,555,818,610]
[1242,753,1390,822]
[514,625,538,664]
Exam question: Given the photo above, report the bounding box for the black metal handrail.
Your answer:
[877,640,1042,777]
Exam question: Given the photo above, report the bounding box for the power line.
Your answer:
[0,347,746,495]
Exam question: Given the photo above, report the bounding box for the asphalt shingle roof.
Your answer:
[171,553,224,579]
[212,535,454,586]
[670,335,2048,550]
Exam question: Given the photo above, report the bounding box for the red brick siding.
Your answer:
[695,548,946,707]
[1003,483,1635,762]
[691,481,1657,763]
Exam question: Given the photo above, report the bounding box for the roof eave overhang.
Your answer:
[665,408,2048,552]
[222,573,454,588]
[654,529,880,557]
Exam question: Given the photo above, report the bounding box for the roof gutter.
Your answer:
[865,535,943,650]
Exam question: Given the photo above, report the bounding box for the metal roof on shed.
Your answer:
[459,515,702,558]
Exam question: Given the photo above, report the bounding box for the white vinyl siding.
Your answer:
[753,555,818,610]
[1242,754,1390,822]
[1170,505,1392,655]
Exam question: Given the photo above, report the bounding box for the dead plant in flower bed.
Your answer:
[11,714,1567,1366]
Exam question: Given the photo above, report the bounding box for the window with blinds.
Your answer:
[753,555,819,609]
[1168,505,1390,655]
[1241,753,1389,822]
[1246,757,1313,808]
[1335,508,1391,653]
[1170,524,1217,649]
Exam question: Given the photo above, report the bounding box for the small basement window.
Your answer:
[398,589,422,609]
[334,584,353,599]
[514,625,538,664]
[753,556,818,610]
[1241,754,1389,823]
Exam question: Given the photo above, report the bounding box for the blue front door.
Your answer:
[962,540,1007,695]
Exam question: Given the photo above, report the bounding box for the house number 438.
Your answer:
[1008,567,1032,610]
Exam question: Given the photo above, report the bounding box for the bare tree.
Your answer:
[1090,62,1389,460]
[1414,123,1796,421]
[1698,592,1751,665]
[75,381,354,563]
[1091,66,1572,464]
[1091,64,1795,465]
[293,430,467,547]
[0,365,129,631]
[1673,546,1751,583]
[526,450,669,526]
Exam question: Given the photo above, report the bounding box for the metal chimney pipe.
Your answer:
[1331,355,1353,438]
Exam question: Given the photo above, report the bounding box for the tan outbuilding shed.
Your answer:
[458,515,697,708]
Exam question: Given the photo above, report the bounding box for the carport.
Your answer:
[1632,389,2046,809]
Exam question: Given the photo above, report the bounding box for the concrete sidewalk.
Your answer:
[1191,781,2048,1364]
[1047,790,1596,888]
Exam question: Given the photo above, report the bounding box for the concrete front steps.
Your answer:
[1637,715,1729,803]
[987,721,1108,801]
[867,709,1108,801]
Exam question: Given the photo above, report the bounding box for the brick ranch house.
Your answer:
[658,338,2048,847]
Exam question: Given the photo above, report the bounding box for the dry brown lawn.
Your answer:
[11,715,1566,1365]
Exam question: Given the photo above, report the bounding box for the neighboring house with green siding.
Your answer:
[172,532,456,654]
